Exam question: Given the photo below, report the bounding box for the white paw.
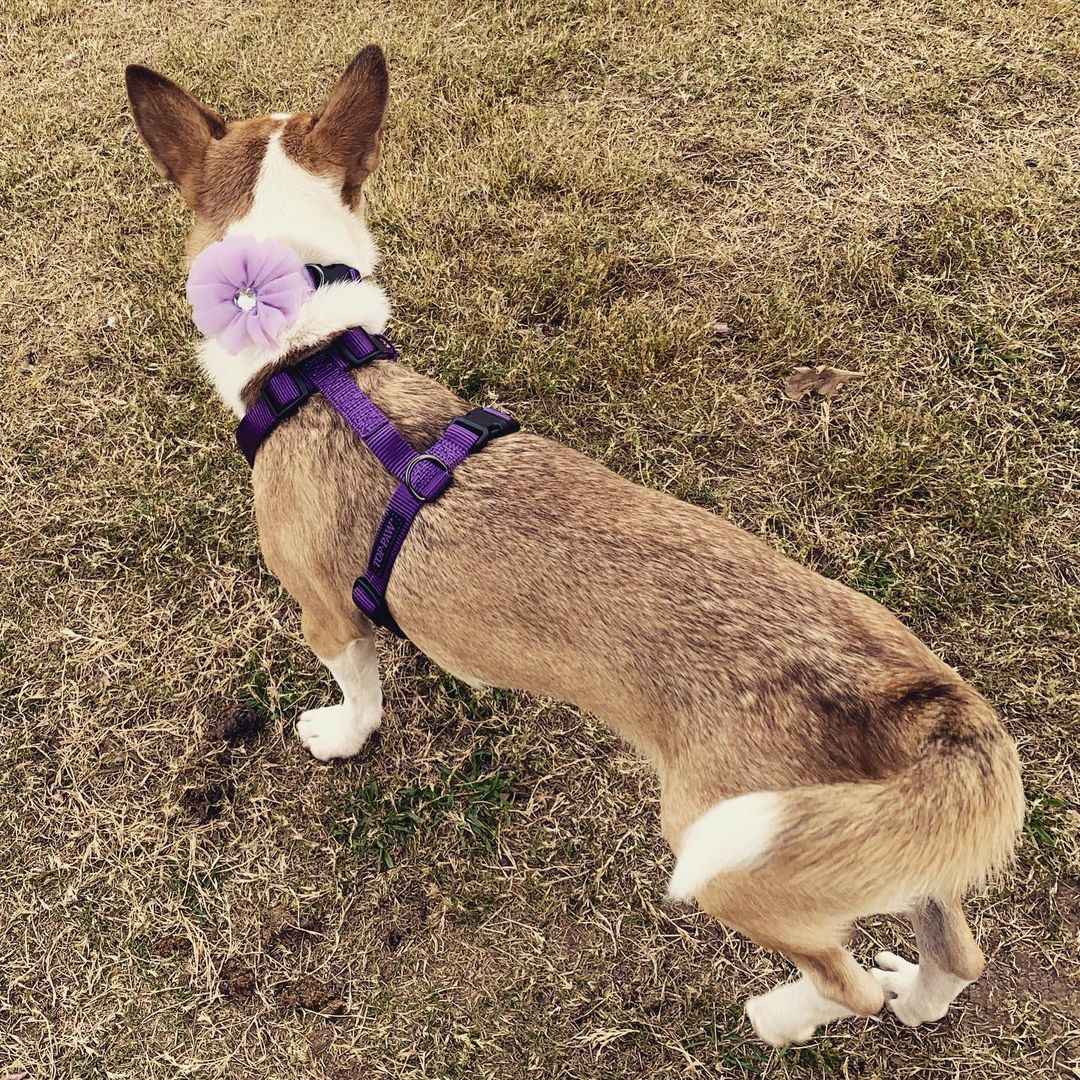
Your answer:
[745,986,819,1048]
[296,703,379,762]
[872,951,945,1027]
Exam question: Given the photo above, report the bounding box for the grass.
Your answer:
[2,0,1079,1076]
[334,747,514,871]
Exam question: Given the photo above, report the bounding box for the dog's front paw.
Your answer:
[296,703,379,761]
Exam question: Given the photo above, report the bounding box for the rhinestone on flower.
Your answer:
[233,287,258,312]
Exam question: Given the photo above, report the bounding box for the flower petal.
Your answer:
[187,280,239,307]
[193,302,242,337]
[246,304,287,346]
[219,315,254,355]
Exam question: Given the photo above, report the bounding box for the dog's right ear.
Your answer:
[125,66,227,200]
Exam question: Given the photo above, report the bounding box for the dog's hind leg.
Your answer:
[872,897,985,1026]
[691,877,883,1047]
[744,941,884,1047]
[663,792,884,1047]
[295,601,382,761]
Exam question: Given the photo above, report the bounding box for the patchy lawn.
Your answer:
[2,0,1078,1077]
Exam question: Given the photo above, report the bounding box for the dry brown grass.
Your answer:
[2,0,1079,1076]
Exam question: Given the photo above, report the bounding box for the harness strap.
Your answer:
[306,351,517,635]
[305,350,424,484]
[348,407,517,636]
[235,326,397,465]
[236,319,519,640]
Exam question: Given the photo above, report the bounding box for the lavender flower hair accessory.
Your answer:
[186,235,313,354]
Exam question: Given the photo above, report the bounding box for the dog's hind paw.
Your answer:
[745,990,820,1047]
[296,703,378,761]
[872,951,953,1027]
[744,975,858,1047]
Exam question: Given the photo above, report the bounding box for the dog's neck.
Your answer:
[197,277,391,415]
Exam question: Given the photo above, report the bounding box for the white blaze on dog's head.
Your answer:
[125,45,388,264]
[221,130,380,273]
[125,47,392,412]
[226,47,389,272]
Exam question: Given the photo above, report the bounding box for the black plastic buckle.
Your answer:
[305,262,361,288]
[262,369,313,422]
[454,407,521,452]
[335,331,399,368]
[352,575,405,638]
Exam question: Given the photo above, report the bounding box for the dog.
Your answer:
[124,45,1025,1047]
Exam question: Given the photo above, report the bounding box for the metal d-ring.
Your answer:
[404,453,450,502]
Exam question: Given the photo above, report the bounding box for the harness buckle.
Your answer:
[352,574,404,637]
[305,262,361,288]
[262,369,312,422]
[335,330,398,368]
[453,407,521,452]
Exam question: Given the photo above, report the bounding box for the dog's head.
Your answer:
[125,46,388,272]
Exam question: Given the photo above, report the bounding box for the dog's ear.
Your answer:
[125,65,227,199]
[306,45,389,187]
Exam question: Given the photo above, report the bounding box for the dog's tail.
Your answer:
[667,678,1024,910]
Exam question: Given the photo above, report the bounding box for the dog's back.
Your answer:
[256,353,1023,1044]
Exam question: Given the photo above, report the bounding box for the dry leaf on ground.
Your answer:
[783,366,865,401]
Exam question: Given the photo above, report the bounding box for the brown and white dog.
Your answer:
[125,46,1025,1047]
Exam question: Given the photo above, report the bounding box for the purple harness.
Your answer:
[235,262,519,638]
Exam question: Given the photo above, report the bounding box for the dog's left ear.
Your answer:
[306,45,389,188]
